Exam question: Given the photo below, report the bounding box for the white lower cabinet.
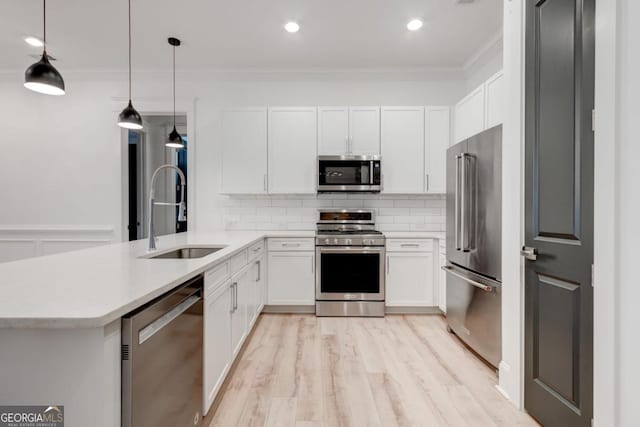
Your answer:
[230,265,251,358]
[203,280,232,413]
[385,239,436,307]
[268,249,315,305]
[438,252,447,313]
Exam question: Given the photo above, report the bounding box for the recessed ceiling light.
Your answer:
[284,22,300,33]
[24,36,44,47]
[407,19,423,31]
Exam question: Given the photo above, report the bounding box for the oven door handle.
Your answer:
[317,246,386,253]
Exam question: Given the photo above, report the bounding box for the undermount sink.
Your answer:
[147,246,226,259]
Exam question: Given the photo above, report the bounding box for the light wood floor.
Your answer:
[206,314,538,427]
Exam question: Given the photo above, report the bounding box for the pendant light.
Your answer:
[24,0,65,96]
[165,37,184,149]
[117,0,142,130]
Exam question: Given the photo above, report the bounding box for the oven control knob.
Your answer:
[364,239,372,245]
[324,238,331,244]
[333,238,339,245]
[346,239,353,245]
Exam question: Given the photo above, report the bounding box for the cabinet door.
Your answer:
[349,106,380,155]
[230,268,249,357]
[268,107,317,194]
[484,71,504,129]
[221,108,268,193]
[454,85,486,143]
[255,254,267,314]
[425,106,451,194]
[438,253,447,313]
[318,107,349,155]
[267,251,315,305]
[204,281,231,414]
[381,107,425,194]
[385,252,434,306]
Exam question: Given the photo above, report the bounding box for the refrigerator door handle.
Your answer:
[455,155,461,251]
[441,266,493,292]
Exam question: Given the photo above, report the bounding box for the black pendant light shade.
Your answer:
[118,100,143,130]
[165,37,184,148]
[24,52,65,95]
[166,126,184,148]
[24,0,65,96]
[118,0,142,130]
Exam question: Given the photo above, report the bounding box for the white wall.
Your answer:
[465,35,504,92]
[613,0,640,424]
[0,70,466,261]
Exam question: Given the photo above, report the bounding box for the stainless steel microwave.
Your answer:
[317,155,381,193]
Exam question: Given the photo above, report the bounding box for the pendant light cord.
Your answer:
[42,0,47,51]
[128,0,132,100]
[173,44,176,127]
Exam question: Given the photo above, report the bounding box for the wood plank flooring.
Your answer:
[206,314,538,427]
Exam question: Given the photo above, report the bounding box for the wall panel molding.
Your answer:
[0,225,116,263]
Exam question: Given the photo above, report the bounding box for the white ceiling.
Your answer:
[0,0,502,71]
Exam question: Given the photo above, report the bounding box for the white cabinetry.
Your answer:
[454,70,504,143]
[381,107,425,194]
[454,86,486,143]
[349,106,380,154]
[268,107,317,194]
[425,107,451,194]
[318,106,380,155]
[221,108,268,194]
[318,107,349,154]
[438,247,447,313]
[484,71,504,129]
[203,279,232,412]
[385,239,435,307]
[267,238,315,306]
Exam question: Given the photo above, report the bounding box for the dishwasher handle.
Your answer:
[138,294,201,344]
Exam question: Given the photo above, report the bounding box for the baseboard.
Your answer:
[262,305,316,314]
[384,306,443,315]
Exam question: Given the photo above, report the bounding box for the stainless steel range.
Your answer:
[315,209,385,317]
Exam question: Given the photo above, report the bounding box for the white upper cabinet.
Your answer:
[349,106,380,155]
[221,108,268,194]
[454,69,504,143]
[318,107,349,155]
[454,85,486,143]
[425,107,451,194]
[318,106,380,155]
[484,71,504,129]
[381,106,425,194]
[268,107,317,194]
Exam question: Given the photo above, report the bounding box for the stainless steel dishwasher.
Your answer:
[122,274,203,427]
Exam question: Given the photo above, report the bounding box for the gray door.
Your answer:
[524,0,594,426]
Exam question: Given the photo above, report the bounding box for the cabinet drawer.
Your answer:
[267,238,314,252]
[247,239,265,261]
[229,250,248,274]
[387,239,434,252]
[205,262,230,295]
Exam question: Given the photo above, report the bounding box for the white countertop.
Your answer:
[0,231,314,329]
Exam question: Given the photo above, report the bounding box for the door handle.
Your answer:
[441,266,493,292]
[455,155,461,250]
[520,246,538,261]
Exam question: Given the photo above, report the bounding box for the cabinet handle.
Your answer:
[233,282,238,311]
[425,174,430,192]
[311,257,314,273]
[400,243,420,248]
[282,243,301,247]
[264,175,268,192]
[256,260,261,282]
[386,256,389,275]
[229,282,235,313]
[345,136,349,154]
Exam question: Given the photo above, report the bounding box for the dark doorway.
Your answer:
[524,0,594,426]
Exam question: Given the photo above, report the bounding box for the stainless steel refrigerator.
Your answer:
[445,125,502,368]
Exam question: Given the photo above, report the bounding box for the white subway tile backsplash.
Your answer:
[223,195,445,232]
